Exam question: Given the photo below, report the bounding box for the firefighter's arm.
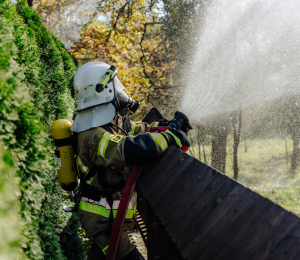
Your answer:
[89,130,177,168]
[129,121,158,135]
[131,117,171,135]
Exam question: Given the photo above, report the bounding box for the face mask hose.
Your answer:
[128,99,140,113]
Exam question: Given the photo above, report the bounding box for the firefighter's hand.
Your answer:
[158,118,169,127]
[165,128,190,149]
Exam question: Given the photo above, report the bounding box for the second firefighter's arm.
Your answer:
[130,121,159,135]
[88,130,174,168]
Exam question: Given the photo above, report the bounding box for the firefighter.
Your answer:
[70,61,189,260]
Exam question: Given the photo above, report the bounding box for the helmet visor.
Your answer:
[113,76,132,110]
[114,76,125,90]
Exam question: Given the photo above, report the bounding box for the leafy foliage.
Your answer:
[69,0,173,118]
[0,0,87,258]
[0,146,23,259]
[0,2,24,257]
[60,213,91,260]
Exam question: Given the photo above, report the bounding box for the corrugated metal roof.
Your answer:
[137,146,300,260]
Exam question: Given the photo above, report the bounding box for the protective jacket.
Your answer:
[76,114,170,259]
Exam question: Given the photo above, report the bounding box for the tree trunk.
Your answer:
[232,109,242,180]
[58,0,62,40]
[197,127,201,161]
[188,133,195,157]
[244,138,247,153]
[211,127,229,173]
[202,143,207,164]
[291,132,300,174]
[27,0,33,7]
[285,137,289,166]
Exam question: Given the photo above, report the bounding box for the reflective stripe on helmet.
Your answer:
[99,66,116,88]
[98,132,113,157]
[79,195,137,219]
[151,133,168,152]
[77,157,89,175]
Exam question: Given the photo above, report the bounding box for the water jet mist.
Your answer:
[180,0,300,123]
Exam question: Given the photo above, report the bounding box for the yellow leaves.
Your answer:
[67,0,172,117]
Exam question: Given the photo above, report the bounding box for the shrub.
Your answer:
[0,0,87,258]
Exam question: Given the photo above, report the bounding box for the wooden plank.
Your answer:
[147,201,162,260]
[264,222,300,260]
[137,107,300,260]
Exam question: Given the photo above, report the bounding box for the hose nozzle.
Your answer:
[169,111,193,134]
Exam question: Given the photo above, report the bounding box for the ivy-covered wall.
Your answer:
[0,0,86,258]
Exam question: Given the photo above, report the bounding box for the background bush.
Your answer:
[0,0,87,258]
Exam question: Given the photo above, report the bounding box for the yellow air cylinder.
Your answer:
[51,119,78,191]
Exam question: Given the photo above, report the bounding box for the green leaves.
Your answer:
[0,0,84,259]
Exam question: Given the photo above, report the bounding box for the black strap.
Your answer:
[97,171,127,193]
[81,181,112,201]
[102,124,113,134]
[85,166,126,193]
[71,132,78,155]
[54,137,73,147]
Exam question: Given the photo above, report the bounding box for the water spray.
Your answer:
[180,0,300,123]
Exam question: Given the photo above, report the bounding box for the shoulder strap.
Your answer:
[71,132,79,155]
[102,124,113,133]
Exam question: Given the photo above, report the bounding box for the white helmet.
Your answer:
[70,61,139,132]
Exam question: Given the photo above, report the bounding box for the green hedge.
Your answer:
[0,0,87,258]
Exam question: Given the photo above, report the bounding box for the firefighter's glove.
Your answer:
[165,129,190,149]
[158,118,169,127]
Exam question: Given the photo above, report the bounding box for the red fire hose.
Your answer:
[105,133,189,259]
[105,164,143,260]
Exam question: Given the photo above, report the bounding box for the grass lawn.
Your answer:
[188,137,300,216]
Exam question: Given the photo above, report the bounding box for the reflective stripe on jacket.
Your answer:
[80,194,137,219]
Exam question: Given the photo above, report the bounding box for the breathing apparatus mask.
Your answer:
[111,71,140,114]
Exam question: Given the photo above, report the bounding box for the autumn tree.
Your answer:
[68,0,174,118]
[33,0,93,46]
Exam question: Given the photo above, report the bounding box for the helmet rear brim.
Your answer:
[70,103,115,133]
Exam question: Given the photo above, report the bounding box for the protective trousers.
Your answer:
[88,235,145,260]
